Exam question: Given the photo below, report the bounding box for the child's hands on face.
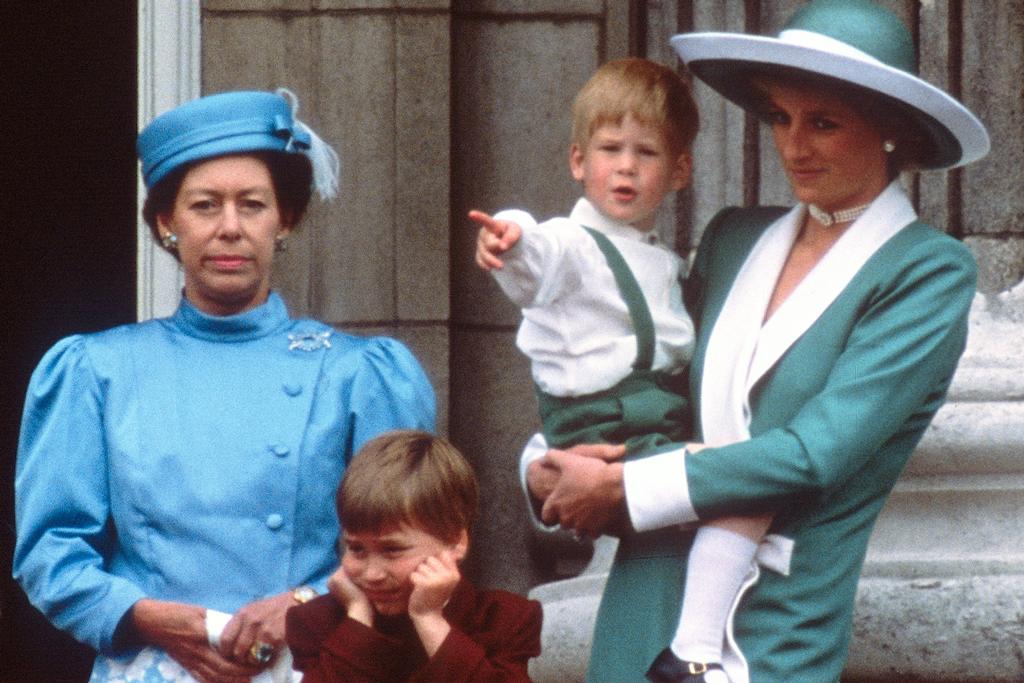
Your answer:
[407,549,461,620]
[327,564,374,626]
[470,210,522,271]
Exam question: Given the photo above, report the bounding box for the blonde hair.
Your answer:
[337,430,478,545]
[572,57,699,156]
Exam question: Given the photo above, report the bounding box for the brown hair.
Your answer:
[746,65,932,178]
[141,150,313,257]
[337,430,478,545]
[572,57,700,157]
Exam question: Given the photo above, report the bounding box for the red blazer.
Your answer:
[286,580,542,682]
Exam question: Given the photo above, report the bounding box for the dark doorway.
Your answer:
[1,2,137,680]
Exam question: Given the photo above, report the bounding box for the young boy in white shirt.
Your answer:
[472,58,769,682]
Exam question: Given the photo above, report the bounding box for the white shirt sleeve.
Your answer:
[518,432,561,532]
[623,447,698,531]
[490,210,580,309]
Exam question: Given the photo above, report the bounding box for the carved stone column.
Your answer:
[845,287,1024,681]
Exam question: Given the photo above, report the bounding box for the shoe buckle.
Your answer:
[687,662,709,675]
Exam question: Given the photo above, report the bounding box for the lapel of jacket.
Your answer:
[700,208,799,445]
[699,181,916,444]
[746,182,916,392]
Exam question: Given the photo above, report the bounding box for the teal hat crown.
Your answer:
[669,0,989,169]
[784,0,915,74]
[138,89,339,198]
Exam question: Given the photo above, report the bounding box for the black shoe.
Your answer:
[645,648,724,683]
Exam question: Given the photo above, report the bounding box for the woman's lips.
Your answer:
[789,168,824,183]
[208,256,249,269]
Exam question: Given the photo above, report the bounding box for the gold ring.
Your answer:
[249,640,274,665]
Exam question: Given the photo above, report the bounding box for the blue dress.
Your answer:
[13,292,435,676]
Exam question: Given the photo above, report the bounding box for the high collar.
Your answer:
[170,291,291,342]
[569,197,662,246]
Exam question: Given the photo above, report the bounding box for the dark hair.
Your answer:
[142,150,314,255]
[744,65,933,179]
[337,430,478,545]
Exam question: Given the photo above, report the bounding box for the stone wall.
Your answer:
[198,1,1024,679]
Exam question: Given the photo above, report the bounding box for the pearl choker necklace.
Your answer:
[807,202,872,227]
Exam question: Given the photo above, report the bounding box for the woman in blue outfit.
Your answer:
[14,89,436,682]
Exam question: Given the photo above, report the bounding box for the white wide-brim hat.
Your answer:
[670,0,989,169]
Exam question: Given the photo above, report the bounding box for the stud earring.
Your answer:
[274,235,288,253]
[883,140,896,153]
[161,233,179,250]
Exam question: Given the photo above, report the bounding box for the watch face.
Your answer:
[294,586,316,603]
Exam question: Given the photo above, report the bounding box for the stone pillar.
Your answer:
[845,288,1024,681]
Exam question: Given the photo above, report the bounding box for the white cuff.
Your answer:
[519,432,560,532]
[205,609,232,649]
[623,447,697,531]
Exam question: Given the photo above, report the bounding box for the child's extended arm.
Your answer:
[470,210,523,271]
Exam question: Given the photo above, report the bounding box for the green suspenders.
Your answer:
[582,227,655,371]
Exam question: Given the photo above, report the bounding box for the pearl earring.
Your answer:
[161,233,179,250]
[883,140,896,153]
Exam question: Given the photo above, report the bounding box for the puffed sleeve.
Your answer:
[13,336,147,653]
[348,337,436,455]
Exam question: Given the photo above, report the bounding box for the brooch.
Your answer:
[288,331,332,352]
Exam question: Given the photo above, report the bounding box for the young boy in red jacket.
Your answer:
[286,430,542,682]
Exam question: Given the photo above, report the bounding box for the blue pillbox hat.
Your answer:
[137,89,338,198]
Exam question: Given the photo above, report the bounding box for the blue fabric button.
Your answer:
[265,514,284,530]
[269,444,290,457]
[283,383,303,397]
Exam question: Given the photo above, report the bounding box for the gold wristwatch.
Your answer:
[292,585,317,604]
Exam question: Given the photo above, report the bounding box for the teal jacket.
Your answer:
[589,205,976,682]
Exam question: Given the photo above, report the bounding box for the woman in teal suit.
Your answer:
[14,90,436,682]
[525,1,990,681]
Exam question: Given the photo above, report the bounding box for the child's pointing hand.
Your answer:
[470,210,522,271]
